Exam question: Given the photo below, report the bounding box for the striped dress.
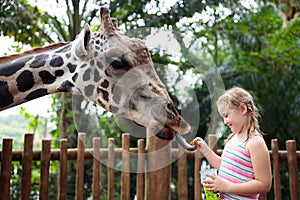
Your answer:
[218,135,261,200]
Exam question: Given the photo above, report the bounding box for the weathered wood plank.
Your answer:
[21,133,34,200]
[136,139,145,200]
[92,137,101,200]
[40,139,51,200]
[121,134,130,200]
[0,138,13,200]
[75,133,86,200]
[178,144,187,200]
[58,139,68,200]
[108,138,115,200]
[271,139,281,200]
[286,140,299,200]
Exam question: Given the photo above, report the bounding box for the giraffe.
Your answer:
[0,7,197,150]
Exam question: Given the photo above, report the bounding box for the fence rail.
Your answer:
[0,133,299,200]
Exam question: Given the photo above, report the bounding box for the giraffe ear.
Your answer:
[75,24,91,58]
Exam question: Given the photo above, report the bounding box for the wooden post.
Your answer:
[145,128,171,200]
[40,139,52,200]
[178,144,187,199]
[271,139,281,200]
[58,139,68,200]
[136,139,145,200]
[194,151,202,200]
[286,140,299,200]
[108,138,115,200]
[121,134,130,200]
[0,138,13,200]
[21,133,34,200]
[92,138,101,200]
[75,133,86,200]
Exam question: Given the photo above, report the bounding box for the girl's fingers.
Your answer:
[206,174,216,179]
[203,179,212,184]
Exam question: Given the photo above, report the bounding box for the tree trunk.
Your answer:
[145,128,171,200]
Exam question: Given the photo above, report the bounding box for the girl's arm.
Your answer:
[206,136,272,195]
[194,137,222,169]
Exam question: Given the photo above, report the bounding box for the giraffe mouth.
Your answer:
[150,116,198,151]
[151,115,191,140]
[152,116,199,151]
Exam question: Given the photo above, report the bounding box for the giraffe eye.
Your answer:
[108,57,130,70]
[109,57,123,69]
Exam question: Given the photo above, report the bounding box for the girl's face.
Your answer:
[219,104,248,134]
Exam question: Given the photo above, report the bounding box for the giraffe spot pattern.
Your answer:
[58,80,74,92]
[50,55,64,67]
[112,86,121,104]
[97,61,104,69]
[72,73,78,82]
[97,88,109,102]
[109,105,119,113]
[97,99,106,109]
[55,70,64,76]
[54,44,72,53]
[94,69,100,82]
[29,54,49,68]
[0,56,33,76]
[84,84,94,97]
[83,69,91,81]
[16,70,34,92]
[25,89,48,101]
[67,63,77,73]
[80,64,87,68]
[0,81,14,108]
[39,70,56,84]
[66,53,71,59]
[100,79,109,88]
[90,60,95,66]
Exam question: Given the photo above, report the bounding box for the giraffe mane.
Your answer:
[0,42,70,64]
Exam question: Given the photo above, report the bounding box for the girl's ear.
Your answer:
[239,103,248,115]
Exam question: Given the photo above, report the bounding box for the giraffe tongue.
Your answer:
[153,126,198,151]
[175,133,198,151]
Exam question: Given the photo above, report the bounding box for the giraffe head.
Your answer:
[69,8,193,144]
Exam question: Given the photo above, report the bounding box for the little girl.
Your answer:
[194,87,272,200]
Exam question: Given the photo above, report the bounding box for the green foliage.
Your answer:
[0,115,28,149]
[0,0,55,45]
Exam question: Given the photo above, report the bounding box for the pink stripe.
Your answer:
[226,145,250,159]
[223,193,258,200]
[231,145,250,157]
[221,162,254,179]
[222,153,253,168]
[240,194,259,199]
[218,172,241,183]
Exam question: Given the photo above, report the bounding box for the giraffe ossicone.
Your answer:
[0,7,197,150]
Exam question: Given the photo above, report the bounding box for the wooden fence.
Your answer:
[0,133,299,200]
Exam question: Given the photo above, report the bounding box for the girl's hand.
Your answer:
[193,137,211,157]
[203,174,230,193]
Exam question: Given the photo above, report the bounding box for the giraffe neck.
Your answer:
[0,42,82,111]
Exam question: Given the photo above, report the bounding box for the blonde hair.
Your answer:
[217,87,263,143]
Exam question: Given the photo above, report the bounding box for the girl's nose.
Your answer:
[224,118,228,125]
